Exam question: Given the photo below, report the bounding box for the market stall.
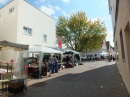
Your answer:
[24,46,63,78]
[0,40,29,96]
[63,50,81,62]
[63,50,81,68]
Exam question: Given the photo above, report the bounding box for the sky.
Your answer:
[0,0,114,47]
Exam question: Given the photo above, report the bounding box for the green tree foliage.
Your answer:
[56,11,107,52]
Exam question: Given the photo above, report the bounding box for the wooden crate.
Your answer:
[8,81,24,89]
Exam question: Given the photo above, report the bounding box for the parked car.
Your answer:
[81,55,87,60]
[87,55,94,61]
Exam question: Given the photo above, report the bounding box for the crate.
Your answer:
[8,81,24,89]
[8,81,24,94]
[8,86,24,94]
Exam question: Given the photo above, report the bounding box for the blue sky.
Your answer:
[0,0,113,46]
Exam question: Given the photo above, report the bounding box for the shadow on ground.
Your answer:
[11,64,130,97]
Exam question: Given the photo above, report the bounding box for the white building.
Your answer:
[80,39,108,59]
[88,39,107,53]
[0,0,56,61]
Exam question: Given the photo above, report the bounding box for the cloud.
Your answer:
[39,4,61,16]
[39,0,45,3]
[90,18,98,22]
[63,11,69,17]
[55,5,60,10]
[53,16,58,19]
[48,4,60,10]
[106,31,114,47]
[35,0,45,4]
[40,5,55,16]
[62,0,70,3]
[0,0,10,5]
[102,0,107,6]
[89,17,107,23]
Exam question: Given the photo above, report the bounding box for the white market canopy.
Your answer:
[64,49,80,54]
[0,40,29,51]
[28,46,62,54]
[27,46,63,78]
[99,51,108,55]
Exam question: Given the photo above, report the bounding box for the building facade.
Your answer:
[80,39,108,59]
[0,0,56,61]
[87,39,108,54]
[108,0,130,94]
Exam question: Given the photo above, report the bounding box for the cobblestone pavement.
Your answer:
[11,61,130,97]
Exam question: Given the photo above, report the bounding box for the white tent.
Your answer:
[99,51,108,56]
[63,50,81,64]
[24,46,62,78]
[0,40,29,51]
[0,40,29,90]
[28,46,62,54]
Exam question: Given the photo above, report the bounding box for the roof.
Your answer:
[106,41,110,50]
[28,46,62,54]
[51,48,65,53]
[108,0,111,15]
[110,45,114,50]
[63,50,80,54]
[0,0,54,20]
[0,40,29,51]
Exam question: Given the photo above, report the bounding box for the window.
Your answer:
[116,41,118,49]
[43,34,47,42]
[120,30,125,60]
[115,0,119,23]
[128,0,130,12]
[23,27,32,35]
[117,52,119,61]
[9,7,15,13]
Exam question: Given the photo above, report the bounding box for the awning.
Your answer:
[0,40,29,51]
[28,46,62,54]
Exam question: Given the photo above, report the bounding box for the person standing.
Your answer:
[54,55,58,73]
[66,54,70,68]
[48,54,55,77]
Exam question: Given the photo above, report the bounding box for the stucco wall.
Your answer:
[0,0,56,61]
[111,0,130,94]
[109,0,116,31]
[87,39,107,54]
[0,0,18,61]
[17,0,56,48]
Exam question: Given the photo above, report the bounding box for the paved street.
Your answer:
[11,61,130,97]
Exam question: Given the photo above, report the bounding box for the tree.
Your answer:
[56,11,107,52]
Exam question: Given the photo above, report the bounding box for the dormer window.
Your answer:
[9,7,15,13]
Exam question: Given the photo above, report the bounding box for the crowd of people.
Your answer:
[87,54,116,61]
[27,53,80,78]
[27,53,116,78]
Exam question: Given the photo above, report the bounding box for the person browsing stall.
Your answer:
[48,54,55,77]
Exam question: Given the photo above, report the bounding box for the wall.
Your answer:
[111,0,130,94]
[87,39,107,54]
[17,0,56,48]
[0,0,18,61]
[109,0,116,31]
